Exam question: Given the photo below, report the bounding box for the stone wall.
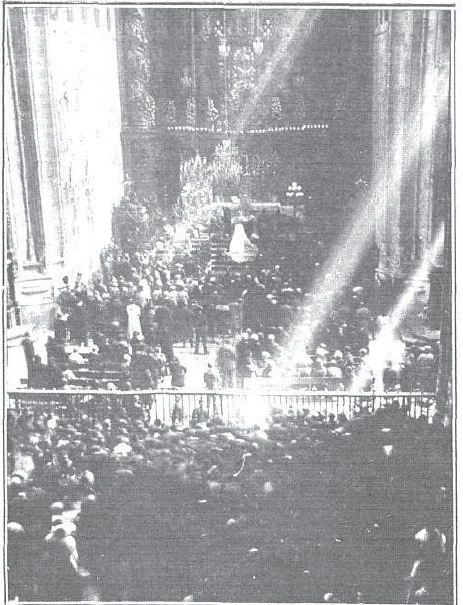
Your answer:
[6,6,124,328]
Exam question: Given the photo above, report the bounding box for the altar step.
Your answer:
[190,233,211,264]
[209,233,253,274]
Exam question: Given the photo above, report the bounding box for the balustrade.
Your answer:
[8,389,436,426]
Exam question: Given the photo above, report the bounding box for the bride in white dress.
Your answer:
[228,211,258,263]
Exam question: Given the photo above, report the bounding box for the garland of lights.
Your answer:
[167,123,330,134]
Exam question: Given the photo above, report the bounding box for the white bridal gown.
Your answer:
[229,220,258,264]
[126,303,142,340]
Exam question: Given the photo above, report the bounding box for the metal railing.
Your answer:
[7,389,436,425]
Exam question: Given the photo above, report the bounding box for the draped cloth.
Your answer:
[229,222,258,263]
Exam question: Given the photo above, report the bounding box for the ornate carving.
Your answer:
[165,99,177,126]
[124,9,156,128]
[206,97,219,129]
[271,96,282,122]
[230,47,256,113]
[185,96,196,126]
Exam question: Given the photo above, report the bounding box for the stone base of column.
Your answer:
[428,264,445,330]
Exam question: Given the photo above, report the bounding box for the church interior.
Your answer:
[6,7,453,604]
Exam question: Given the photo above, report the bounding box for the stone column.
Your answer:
[121,8,155,129]
[4,27,34,267]
[6,8,46,266]
[372,9,450,283]
[118,8,181,212]
[118,8,157,198]
[386,10,414,279]
[372,10,392,279]
[415,12,439,261]
[23,8,65,267]
[427,11,451,327]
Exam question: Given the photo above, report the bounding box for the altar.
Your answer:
[216,196,296,218]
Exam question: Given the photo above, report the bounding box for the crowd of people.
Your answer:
[9,202,449,603]
[20,208,438,394]
[7,395,452,602]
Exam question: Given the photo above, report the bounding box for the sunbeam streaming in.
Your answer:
[233,10,321,138]
[350,223,445,392]
[5,8,453,604]
[274,65,450,381]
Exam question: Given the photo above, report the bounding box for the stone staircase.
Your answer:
[210,233,231,273]
[190,232,210,262]
[189,230,254,275]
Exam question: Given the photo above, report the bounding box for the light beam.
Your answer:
[350,223,445,392]
[275,67,449,379]
[233,10,321,139]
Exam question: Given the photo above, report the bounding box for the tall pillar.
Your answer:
[428,11,451,328]
[118,8,156,197]
[372,9,451,282]
[372,10,392,279]
[6,5,124,331]
[5,28,34,267]
[118,8,181,212]
[120,8,155,130]
[386,10,414,278]
[23,8,65,267]
[6,9,46,266]
[415,12,439,261]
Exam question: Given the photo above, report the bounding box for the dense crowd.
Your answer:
[9,205,449,603]
[7,396,452,602]
[21,209,438,393]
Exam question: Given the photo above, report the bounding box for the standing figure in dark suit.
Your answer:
[193,305,208,355]
[21,332,35,388]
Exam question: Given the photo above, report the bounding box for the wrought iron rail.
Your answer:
[7,389,436,425]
